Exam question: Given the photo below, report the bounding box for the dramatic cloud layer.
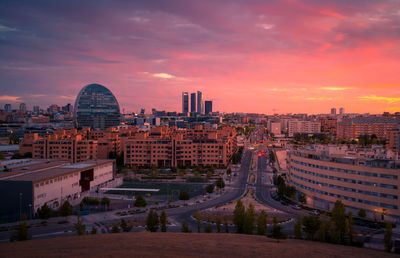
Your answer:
[0,0,399,113]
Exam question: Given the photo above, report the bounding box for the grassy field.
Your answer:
[0,232,395,258]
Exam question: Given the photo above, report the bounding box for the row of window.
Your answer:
[291,173,398,200]
[293,181,398,210]
[291,158,397,179]
[290,166,398,190]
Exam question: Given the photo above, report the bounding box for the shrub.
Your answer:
[134,194,147,207]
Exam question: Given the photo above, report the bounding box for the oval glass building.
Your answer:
[74,84,120,129]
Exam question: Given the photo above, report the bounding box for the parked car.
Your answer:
[291,204,301,210]
[309,210,320,216]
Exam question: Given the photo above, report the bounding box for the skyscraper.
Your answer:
[19,103,26,113]
[339,107,345,115]
[33,106,40,115]
[182,92,189,114]
[4,104,11,112]
[74,83,120,129]
[331,108,337,115]
[205,100,212,115]
[197,91,203,114]
[190,93,196,113]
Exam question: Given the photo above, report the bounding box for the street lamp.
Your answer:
[19,193,22,221]
[28,204,32,220]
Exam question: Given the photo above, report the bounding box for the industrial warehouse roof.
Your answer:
[0,159,114,182]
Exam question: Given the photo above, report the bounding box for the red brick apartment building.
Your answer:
[337,117,400,140]
[19,125,237,167]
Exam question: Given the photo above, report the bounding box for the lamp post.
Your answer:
[28,204,32,220]
[19,193,22,221]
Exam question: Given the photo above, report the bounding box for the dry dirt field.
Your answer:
[0,232,396,258]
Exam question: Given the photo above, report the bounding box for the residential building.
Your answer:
[288,145,400,222]
[337,117,400,140]
[124,125,237,167]
[288,120,321,137]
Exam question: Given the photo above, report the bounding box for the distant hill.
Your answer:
[0,232,395,257]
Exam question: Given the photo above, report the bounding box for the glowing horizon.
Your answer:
[0,0,399,114]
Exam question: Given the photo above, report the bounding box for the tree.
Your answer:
[179,190,190,201]
[298,193,306,204]
[317,220,328,242]
[294,215,302,239]
[120,219,133,232]
[181,221,191,233]
[302,215,320,240]
[206,184,214,193]
[134,194,147,207]
[257,210,267,236]
[0,152,4,160]
[58,201,72,217]
[146,209,159,232]
[91,226,97,234]
[111,224,120,233]
[216,216,222,233]
[345,211,354,244]
[101,197,110,210]
[160,210,167,232]
[384,223,393,253]
[194,210,202,233]
[206,170,213,180]
[358,208,366,218]
[204,223,213,233]
[244,203,255,234]
[271,216,286,240]
[233,199,245,233]
[224,216,229,233]
[37,203,52,219]
[331,200,346,242]
[16,220,29,241]
[226,168,232,176]
[74,216,86,236]
[216,177,225,189]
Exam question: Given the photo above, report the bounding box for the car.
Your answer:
[291,204,301,210]
[309,210,320,216]
[280,201,288,206]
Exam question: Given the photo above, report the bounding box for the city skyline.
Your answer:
[0,1,400,114]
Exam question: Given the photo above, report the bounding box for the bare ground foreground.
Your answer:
[0,232,396,258]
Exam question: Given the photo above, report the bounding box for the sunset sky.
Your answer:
[0,0,399,114]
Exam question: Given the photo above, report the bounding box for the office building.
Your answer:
[182,92,189,114]
[74,83,121,129]
[190,93,196,113]
[197,91,203,114]
[33,106,40,115]
[19,103,27,113]
[205,100,213,115]
[0,159,115,222]
[4,104,11,112]
[288,145,400,222]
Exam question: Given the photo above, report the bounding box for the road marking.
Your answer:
[32,231,67,238]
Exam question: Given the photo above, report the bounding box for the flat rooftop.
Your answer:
[0,159,114,182]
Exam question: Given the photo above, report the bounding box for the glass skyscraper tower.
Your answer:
[74,83,120,129]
